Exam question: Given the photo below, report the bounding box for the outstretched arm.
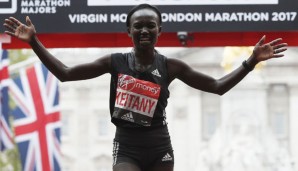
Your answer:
[3,16,111,82]
[167,35,287,95]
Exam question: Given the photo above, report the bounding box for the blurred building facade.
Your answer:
[55,47,298,171]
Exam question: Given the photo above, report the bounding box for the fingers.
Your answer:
[26,16,32,26]
[268,38,283,46]
[3,17,21,31]
[264,37,287,59]
[274,47,287,54]
[273,54,285,58]
[273,43,288,50]
[4,30,15,37]
[272,45,287,58]
[3,16,26,37]
[3,19,17,37]
[3,20,15,31]
[273,42,288,54]
[256,35,266,46]
[8,17,21,27]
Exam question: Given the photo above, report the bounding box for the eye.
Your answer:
[133,24,142,30]
[132,22,157,30]
[147,23,157,29]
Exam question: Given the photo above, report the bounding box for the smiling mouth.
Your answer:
[139,38,151,45]
[140,37,150,41]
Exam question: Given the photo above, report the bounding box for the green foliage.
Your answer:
[0,117,22,171]
[0,147,22,171]
[8,49,32,65]
[0,49,34,171]
[0,94,22,171]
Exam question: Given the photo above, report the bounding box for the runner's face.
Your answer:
[128,9,161,49]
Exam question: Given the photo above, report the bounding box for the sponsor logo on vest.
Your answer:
[151,69,161,77]
[115,74,161,118]
[162,153,173,161]
[135,82,159,95]
[120,112,134,122]
[118,74,136,91]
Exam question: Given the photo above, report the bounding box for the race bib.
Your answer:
[112,74,161,126]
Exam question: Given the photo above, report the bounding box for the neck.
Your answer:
[133,48,156,65]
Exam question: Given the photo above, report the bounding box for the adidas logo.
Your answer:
[151,69,161,77]
[121,112,134,122]
[161,153,173,161]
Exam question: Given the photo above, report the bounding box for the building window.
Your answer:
[268,84,289,140]
[201,92,221,140]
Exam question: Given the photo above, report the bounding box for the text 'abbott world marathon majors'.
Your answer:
[0,0,297,33]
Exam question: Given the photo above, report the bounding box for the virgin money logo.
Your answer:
[118,74,136,91]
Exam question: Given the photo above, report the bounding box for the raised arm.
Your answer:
[3,16,111,82]
[167,35,287,95]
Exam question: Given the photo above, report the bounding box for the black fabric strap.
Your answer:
[242,60,254,71]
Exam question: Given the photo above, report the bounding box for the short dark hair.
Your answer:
[126,4,162,27]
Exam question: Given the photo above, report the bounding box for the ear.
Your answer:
[158,26,162,37]
[127,27,132,37]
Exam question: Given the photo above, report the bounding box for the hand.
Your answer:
[3,16,36,43]
[252,35,288,63]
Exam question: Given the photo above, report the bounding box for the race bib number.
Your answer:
[112,74,161,126]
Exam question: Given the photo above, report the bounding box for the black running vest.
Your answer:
[110,52,170,128]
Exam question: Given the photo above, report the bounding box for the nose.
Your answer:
[141,27,149,34]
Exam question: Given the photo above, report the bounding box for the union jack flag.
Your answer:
[10,62,61,171]
[0,49,14,151]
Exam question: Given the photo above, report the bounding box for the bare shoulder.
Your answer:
[94,53,112,65]
[167,57,181,65]
[167,58,190,82]
[91,53,112,73]
[167,58,190,71]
